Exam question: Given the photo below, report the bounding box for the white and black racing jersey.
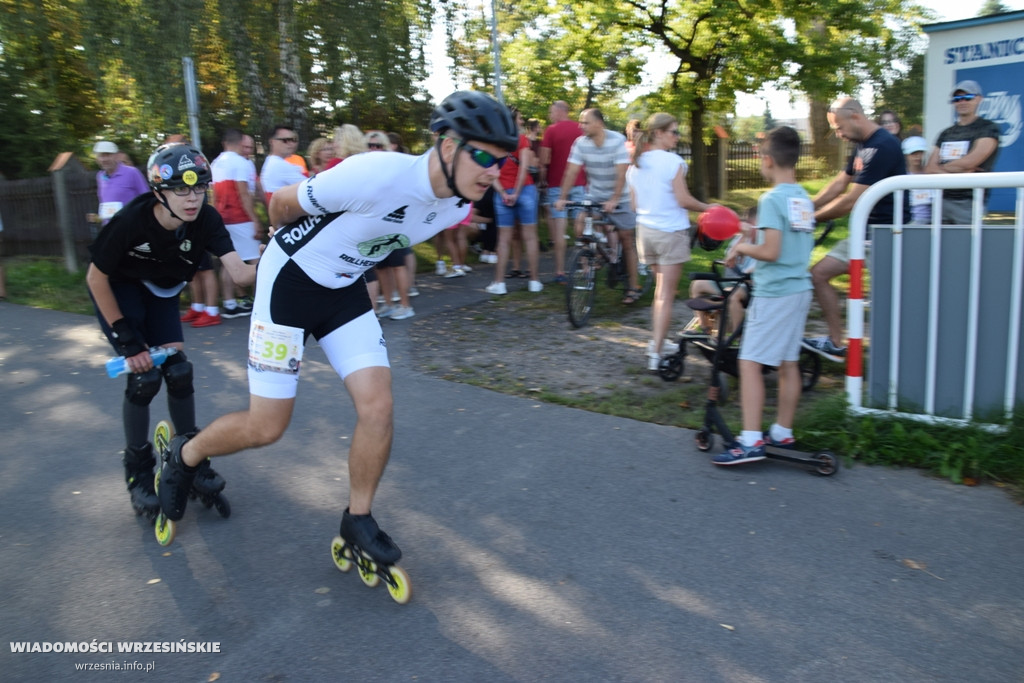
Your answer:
[270,151,470,289]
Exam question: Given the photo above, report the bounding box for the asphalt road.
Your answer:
[1,275,1023,682]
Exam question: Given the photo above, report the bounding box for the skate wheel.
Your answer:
[813,451,839,476]
[213,494,231,518]
[358,555,381,588]
[154,513,176,546]
[154,420,174,455]
[330,536,353,573]
[386,565,412,605]
[695,428,713,452]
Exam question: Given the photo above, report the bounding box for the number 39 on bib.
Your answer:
[248,320,305,375]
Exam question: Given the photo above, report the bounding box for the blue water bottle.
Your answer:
[106,347,177,378]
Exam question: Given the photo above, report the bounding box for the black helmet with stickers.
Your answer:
[146,143,211,191]
[430,91,519,153]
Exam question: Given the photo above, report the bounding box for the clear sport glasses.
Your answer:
[170,183,209,196]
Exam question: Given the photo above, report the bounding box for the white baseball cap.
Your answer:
[952,80,983,97]
[93,141,119,154]
[901,136,929,155]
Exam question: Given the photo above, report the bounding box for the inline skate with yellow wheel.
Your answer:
[330,509,411,604]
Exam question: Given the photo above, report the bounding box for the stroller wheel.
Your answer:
[659,354,683,382]
[695,428,713,452]
[799,348,821,391]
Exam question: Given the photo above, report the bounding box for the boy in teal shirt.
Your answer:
[715,127,815,465]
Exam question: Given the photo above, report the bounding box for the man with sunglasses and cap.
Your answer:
[156,91,517,570]
[86,142,256,521]
[924,80,1001,224]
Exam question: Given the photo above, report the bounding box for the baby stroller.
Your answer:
[657,262,822,397]
[659,219,838,396]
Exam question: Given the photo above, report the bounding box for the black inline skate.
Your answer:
[189,458,231,518]
[330,509,412,604]
[123,443,159,521]
[157,434,198,524]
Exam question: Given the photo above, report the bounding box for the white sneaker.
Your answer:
[482,254,497,264]
[391,291,400,303]
[376,295,386,306]
[435,261,447,276]
[389,305,415,320]
[444,268,466,278]
[408,286,420,297]
[376,306,394,318]
[528,280,543,293]
[485,282,507,295]
[647,353,661,371]
[457,264,472,273]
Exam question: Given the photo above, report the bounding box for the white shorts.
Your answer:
[246,243,389,399]
[226,221,262,261]
[738,290,812,366]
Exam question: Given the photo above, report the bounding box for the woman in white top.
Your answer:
[627,113,710,371]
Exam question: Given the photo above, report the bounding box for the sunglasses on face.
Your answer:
[881,119,897,125]
[951,94,977,103]
[275,136,298,143]
[461,142,507,169]
[170,183,209,197]
[368,143,385,150]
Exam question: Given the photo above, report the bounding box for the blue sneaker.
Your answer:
[713,440,766,466]
[763,431,796,449]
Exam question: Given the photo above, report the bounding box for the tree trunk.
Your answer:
[277,0,307,138]
[689,104,709,201]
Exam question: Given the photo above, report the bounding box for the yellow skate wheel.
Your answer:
[385,566,412,605]
[330,536,352,573]
[358,555,380,588]
[154,513,176,546]
[154,420,174,454]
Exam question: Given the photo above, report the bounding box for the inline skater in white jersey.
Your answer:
[157,91,518,563]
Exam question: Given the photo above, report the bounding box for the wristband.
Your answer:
[110,318,145,358]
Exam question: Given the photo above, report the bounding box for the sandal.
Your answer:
[505,269,523,279]
[622,288,643,305]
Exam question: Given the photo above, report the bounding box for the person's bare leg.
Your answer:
[550,215,567,278]
[522,223,540,281]
[810,256,847,346]
[651,263,682,355]
[739,359,765,433]
[343,367,394,514]
[181,395,295,467]
[775,360,802,430]
[620,229,640,291]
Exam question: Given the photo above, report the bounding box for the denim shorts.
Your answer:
[545,185,585,219]
[494,184,539,226]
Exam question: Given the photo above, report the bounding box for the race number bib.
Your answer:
[787,197,815,233]
[911,189,937,206]
[99,201,123,220]
[940,140,970,163]
[248,320,305,375]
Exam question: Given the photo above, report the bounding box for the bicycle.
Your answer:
[563,200,651,328]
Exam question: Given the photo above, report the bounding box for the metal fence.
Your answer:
[846,171,1024,426]
[0,172,98,262]
[721,142,828,190]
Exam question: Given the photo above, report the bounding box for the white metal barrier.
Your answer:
[846,171,1024,426]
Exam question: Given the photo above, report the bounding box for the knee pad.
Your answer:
[125,368,162,406]
[162,352,194,399]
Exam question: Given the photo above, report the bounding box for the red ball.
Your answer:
[698,206,741,240]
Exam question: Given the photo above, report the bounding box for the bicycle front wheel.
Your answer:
[567,246,598,328]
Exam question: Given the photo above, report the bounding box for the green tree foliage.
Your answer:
[875,52,925,131]
[0,0,435,179]
[980,0,1011,15]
